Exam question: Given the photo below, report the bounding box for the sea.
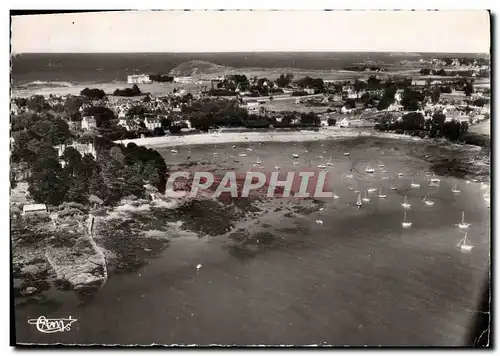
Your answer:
[14,138,491,346]
[10,52,484,90]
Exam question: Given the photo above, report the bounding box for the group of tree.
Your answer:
[275,73,294,88]
[376,85,398,111]
[295,77,325,92]
[11,111,168,207]
[80,88,106,100]
[400,88,426,111]
[149,74,174,83]
[374,111,469,142]
[113,84,142,97]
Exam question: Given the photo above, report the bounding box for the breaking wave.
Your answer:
[16,80,74,89]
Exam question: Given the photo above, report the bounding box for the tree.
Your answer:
[464,82,474,96]
[28,157,68,206]
[122,161,145,198]
[354,80,367,92]
[100,147,126,204]
[153,127,165,136]
[344,99,356,109]
[401,89,423,111]
[83,106,116,128]
[430,88,441,104]
[26,95,49,112]
[327,118,337,126]
[88,169,107,201]
[80,88,106,100]
[276,73,294,88]
[300,112,320,126]
[419,68,431,75]
[143,94,152,103]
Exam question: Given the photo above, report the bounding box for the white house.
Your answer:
[144,117,162,131]
[127,74,151,84]
[22,204,48,216]
[339,118,350,127]
[303,88,315,95]
[118,118,133,131]
[56,142,97,159]
[341,106,354,114]
[81,116,97,131]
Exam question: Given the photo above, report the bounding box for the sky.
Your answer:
[11,10,490,54]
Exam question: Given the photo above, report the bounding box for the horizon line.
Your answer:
[11,50,491,55]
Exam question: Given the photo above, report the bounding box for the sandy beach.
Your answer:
[116,127,428,148]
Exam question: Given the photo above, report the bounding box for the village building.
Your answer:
[55,142,97,159]
[118,118,133,131]
[127,74,151,84]
[81,116,97,131]
[339,118,350,128]
[144,117,162,131]
[22,204,48,216]
[67,120,82,132]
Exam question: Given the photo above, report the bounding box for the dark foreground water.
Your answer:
[14,138,490,346]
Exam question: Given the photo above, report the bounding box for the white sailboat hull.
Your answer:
[402,203,411,208]
[378,195,387,199]
[402,222,412,228]
[424,201,435,206]
[362,198,370,202]
[411,184,420,188]
[461,245,473,252]
[458,223,470,229]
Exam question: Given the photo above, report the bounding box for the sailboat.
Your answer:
[239,153,247,157]
[344,152,350,156]
[365,166,375,173]
[423,193,435,206]
[292,161,299,166]
[171,149,178,153]
[274,166,280,170]
[256,157,262,164]
[402,211,412,228]
[346,174,354,179]
[390,185,397,191]
[356,192,363,208]
[411,180,420,188]
[451,184,461,193]
[367,188,377,193]
[318,155,324,159]
[398,172,404,177]
[429,178,440,187]
[380,169,388,174]
[378,187,387,199]
[292,153,299,158]
[362,191,371,202]
[457,232,473,252]
[246,148,254,152]
[378,163,385,168]
[402,195,411,208]
[458,211,470,229]
[348,187,354,191]
[327,157,333,166]
[317,164,327,169]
